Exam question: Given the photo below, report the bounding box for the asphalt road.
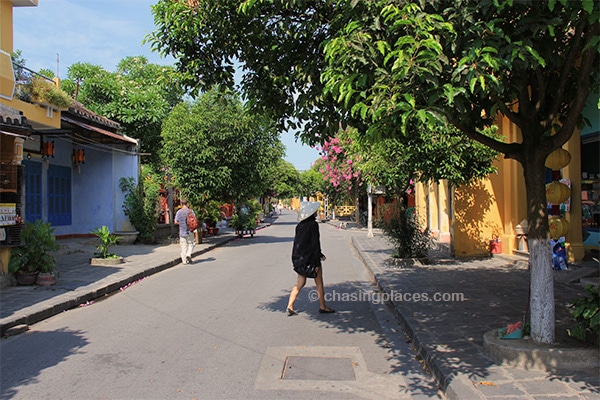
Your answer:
[0,211,441,400]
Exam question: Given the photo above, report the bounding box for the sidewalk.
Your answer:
[351,231,600,400]
[1,220,598,399]
[0,226,241,336]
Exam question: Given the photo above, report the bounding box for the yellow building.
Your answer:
[414,103,598,261]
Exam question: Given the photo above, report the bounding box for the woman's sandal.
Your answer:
[286,308,298,316]
[318,307,336,314]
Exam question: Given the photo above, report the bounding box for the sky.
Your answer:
[12,0,321,171]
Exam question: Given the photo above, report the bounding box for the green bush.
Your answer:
[568,285,599,345]
[8,220,59,274]
[91,226,121,259]
[232,199,262,230]
[378,202,433,259]
[119,176,158,242]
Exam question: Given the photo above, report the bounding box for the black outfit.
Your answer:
[292,214,323,274]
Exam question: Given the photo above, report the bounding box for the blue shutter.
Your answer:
[23,160,42,223]
[47,165,71,226]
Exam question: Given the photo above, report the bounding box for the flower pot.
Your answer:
[207,227,219,235]
[498,328,524,340]
[36,272,57,286]
[114,231,139,245]
[15,271,39,285]
[90,256,125,266]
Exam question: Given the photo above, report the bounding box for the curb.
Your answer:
[0,235,238,337]
[350,236,484,400]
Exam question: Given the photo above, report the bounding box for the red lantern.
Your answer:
[72,149,85,165]
[42,141,55,158]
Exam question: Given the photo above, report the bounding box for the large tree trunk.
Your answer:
[523,156,555,344]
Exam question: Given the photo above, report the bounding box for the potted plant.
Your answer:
[8,219,60,285]
[90,226,123,265]
[203,200,222,235]
[232,200,261,238]
[29,76,72,109]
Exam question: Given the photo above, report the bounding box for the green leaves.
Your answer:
[568,285,600,345]
[161,88,284,205]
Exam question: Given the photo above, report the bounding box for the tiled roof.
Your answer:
[0,104,32,132]
[67,101,121,130]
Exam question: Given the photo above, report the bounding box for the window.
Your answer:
[23,160,42,223]
[48,165,71,226]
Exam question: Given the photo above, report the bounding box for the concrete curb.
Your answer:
[350,236,484,400]
[483,329,600,372]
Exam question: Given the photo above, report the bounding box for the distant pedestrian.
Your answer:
[286,201,335,316]
[174,199,195,264]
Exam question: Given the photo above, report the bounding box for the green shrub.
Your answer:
[119,176,158,242]
[8,219,59,273]
[232,199,261,230]
[568,285,599,345]
[91,226,121,259]
[378,202,433,259]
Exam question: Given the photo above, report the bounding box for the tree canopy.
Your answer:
[160,88,285,207]
[146,0,365,145]
[62,56,186,167]
[321,0,599,343]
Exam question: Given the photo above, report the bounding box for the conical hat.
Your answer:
[297,201,321,221]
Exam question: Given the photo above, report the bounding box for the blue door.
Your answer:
[23,160,42,223]
[48,165,71,226]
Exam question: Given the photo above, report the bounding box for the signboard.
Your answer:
[0,203,17,226]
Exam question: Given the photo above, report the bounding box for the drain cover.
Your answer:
[281,356,356,381]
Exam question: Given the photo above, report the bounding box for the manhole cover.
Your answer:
[281,356,356,381]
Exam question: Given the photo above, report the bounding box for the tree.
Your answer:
[299,164,327,200]
[62,56,186,168]
[146,0,365,145]
[146,0,599,344]
[321,0,599,343]
[266,159,301,200]
[160,88,285,207]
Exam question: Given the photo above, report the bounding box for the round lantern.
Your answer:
[545,181,571,204]
[549,216,570,239]
[545,148,571,170]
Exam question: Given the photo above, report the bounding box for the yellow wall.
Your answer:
[418,114,585,260]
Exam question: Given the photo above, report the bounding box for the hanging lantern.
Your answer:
[549,216,570,239]
[42,141,55,158]
[545,148,571,170]
[546,181,571,204]
[72,149,85,165]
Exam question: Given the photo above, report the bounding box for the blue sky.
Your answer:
[12,0,321,171]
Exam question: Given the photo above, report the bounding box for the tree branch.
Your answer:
[550,20,599,149]
[449,117,523,160]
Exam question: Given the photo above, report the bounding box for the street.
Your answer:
[0,211,441,399]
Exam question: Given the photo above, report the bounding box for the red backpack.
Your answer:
[186,209,198,231]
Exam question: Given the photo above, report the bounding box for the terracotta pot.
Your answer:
[36,272,57,286]
[15,271,39,286]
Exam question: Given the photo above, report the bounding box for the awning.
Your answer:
[61,116,138,145]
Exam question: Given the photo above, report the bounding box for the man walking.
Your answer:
[174,199,195,264]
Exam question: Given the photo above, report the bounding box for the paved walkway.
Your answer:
[1,220,598,399]
[351,232,599,400]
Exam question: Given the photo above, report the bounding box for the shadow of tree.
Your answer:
[0,328,88,398]
[373,259,599,394]
[259,280,444,398]
[454,181,499,257]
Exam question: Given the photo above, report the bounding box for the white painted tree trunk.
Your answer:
[528,237,555,344]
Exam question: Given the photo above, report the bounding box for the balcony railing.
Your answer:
[12,62,72,109]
